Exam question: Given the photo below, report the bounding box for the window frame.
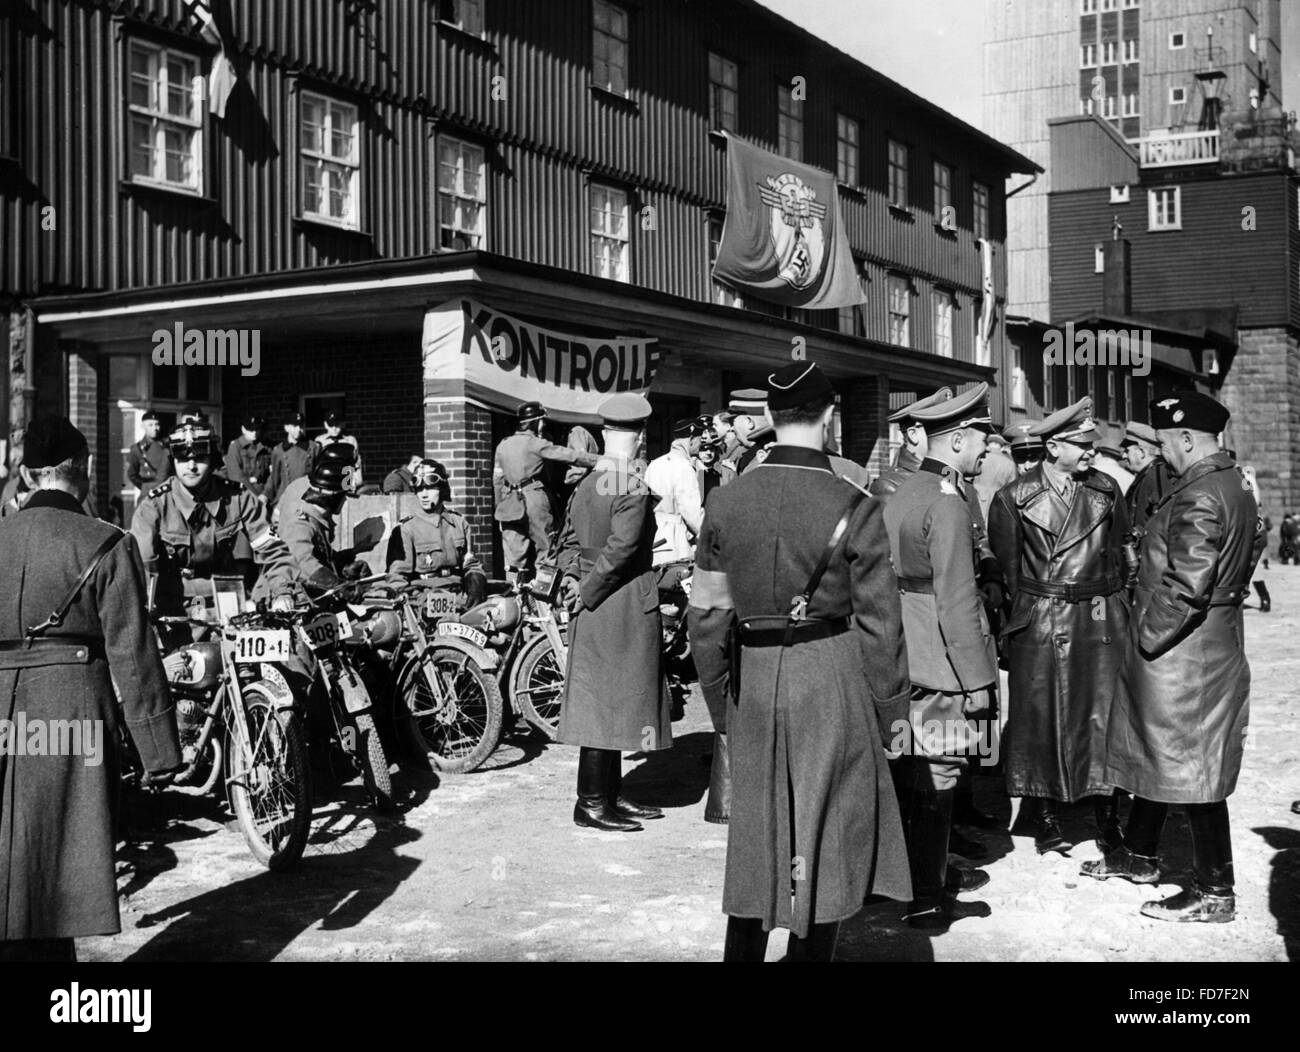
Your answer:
[298,89,363,230]
[1148,186,1182,231]
[972,180,991,241]
[933,159,953,219]
[1169,31,1186,50]
[592,0,629,97]
[887,138,909,210]
[1081,43,1097,68]
[125,39,205,195]
[435,133,487,251]
[1123,38,1138,63]
[776,82,803,161]
[1170,86,1187,105]
[1010,343,1027,409]
[931,288,955,359]
[1123,92,1139,117]
[438,0,484,36]
[836,112,860,187]
[707,212,743,307]
[589,181,631,283]
[887,273,911,347]
[1082,0,1097,12]
[707,51,738,133]
[1102,40,1117,65]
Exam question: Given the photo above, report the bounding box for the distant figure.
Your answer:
[383,453,425,494]
[126,410,173,496]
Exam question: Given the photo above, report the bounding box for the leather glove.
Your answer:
[979,580,1005,611]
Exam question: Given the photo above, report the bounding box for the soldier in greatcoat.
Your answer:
[555,394,671,833]
[1121,421,1174,531]
[880,385,999,930]
[1083,393,1264,923]
[0,418,181,962]
[689,363,911,962]
[988,397,1129,856]
[126,409,173,496]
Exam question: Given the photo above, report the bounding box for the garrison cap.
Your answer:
[767,362,834,412]
[1123,421,1159,449]
[1028,397,1096,441]
[324,410,347,426]
[169,417,215,457]
[912,383,993,438]
[241,413,264,431]
[598,393,653,429]
[888,387,954,425]
[23,416,88,469]
[284,411,306,426]
[516,401,547,425]
[1150,392,1229,434]
[728,388,767,414]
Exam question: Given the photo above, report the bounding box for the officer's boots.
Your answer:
[1081,795,1162,884]
[1093,791,1123,855]
[1254,580,1272,613]
[703,731,731,824]
[1032,797,1071,855]
[722,917,770,962]
[784,922,841,962]
[905,788,991,931]
[573,748,642,832]
[1140,802,1235,923]
[605,750,663,821]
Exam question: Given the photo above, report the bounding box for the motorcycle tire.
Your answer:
[510,634,564,742]
[354,712,396,814]
[399,646,504,774]
[226,684,312,872]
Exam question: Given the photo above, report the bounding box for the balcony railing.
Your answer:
[1137,129,1221,168]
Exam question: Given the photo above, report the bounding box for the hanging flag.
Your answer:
[184,0,238,117]
[712,133,864,310]
[977,237,997,365]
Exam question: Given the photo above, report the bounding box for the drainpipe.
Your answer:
[22,305,36,427]
[1006,172,1039,199]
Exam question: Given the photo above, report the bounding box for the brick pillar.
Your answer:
[64,344,106,512]
[1220,326,1300,515]
[840,375,891,480]
[424,388,497,575]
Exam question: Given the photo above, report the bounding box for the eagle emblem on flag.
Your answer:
[757,174,827,291]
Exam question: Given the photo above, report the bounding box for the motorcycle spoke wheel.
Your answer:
[511,635,565,742]
[399,647,503,774]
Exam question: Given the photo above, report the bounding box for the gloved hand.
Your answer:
[342,559,369,582]
[979,580,1005,612]
[270,593,295,613]
[562,576,585,614]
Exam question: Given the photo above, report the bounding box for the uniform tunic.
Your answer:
[385,506,483,578]
[382,467,418,494]
[689,446,912,937]
[0,490,181,939]
[1106,452,1265,803]
[130,476,295,612]
[223,436,272,496]
[494,431,596,570]
[266,439,318,506]
[988,463,1130,801]
[555,456,671,753]
[279,500,357,592]
[1127,457,1174,531]
[126,437,173,494]
[644,441,704,566]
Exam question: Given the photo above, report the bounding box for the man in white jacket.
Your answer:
[645,419,706,571]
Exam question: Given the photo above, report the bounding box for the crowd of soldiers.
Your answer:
[0,360,1271,962]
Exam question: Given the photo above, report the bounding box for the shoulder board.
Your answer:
[147,480,174,498]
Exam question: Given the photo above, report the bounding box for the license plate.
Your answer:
[425,592,459,619]
[300,611,354,651]
[232,629,291,664]
[437,621,488,649]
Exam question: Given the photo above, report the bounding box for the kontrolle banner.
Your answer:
[422,299,660,423]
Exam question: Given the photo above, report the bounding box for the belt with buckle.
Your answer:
[0,637,104,670]
[736,616,850,648]
[1018,576,1121,602]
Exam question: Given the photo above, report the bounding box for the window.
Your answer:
[1082,0,1097,12]
[1010,344,1027,409]
[438,0,483,34]
[1250,32,1257,55]
[933,161,952,217]
[1123,373,1133,420]
[1103,94,1117,119]
[1123,93,1139,117]
[1123,39,1138,63]
[1105,368,1117,416]
[707,214,742,307]
[836,114,859,185]
[1169,32,1185,50]
[932,289,954,358]
[888,139,908,209]
[592,1,628,96]
[590,183,629,281]
[127,41,203,192]
[1081,43,1097,67]
[1170,86,1187,105]
[777,84,802,160]
[436,135,486,249]
[1102,0,1116,10]
[1095,243,1106,273]
[300,92,360,227]
[708,52,738,132]
[837,269,869,336]
[973,180,990,240]
[1102,41,1117,65]
[1081,96,1095,115]
[1123,0,1139,8]
[1148,186,1181,231]
[887,275,910,346]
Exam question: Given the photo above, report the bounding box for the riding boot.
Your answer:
[784,922,840,962]
[722,917,770,962]
[906,787,992,930]
[1033,798,1071,855]
[573,747,642,832]
[1142,801,1235,923]
[954,769,1002,830]
[606,750,662,820]
[704,731,732,824]
[1253,580,1271,613]
[1093,791,1123,855]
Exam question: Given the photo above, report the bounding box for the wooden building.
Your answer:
[2,0,1038,569]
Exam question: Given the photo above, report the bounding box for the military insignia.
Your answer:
[1156,398,1179,409]
[940,479,958,496]
[1172,409,1185,423]
[757,173,828,290]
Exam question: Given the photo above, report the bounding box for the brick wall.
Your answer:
[839,376,891,479]
[424,392,497,575]
[65,346,106,511]
[1220,326,1300,516]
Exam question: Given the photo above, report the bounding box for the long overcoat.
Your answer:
[988,466,1129,801]
[1105,452,1264,803]
[556,457,671,752]
[0,490,180,940]
[688,445,912,938]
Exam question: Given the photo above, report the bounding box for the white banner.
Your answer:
[422,299,660,423]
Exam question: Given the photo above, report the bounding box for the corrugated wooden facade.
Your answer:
[3,0,1034,366]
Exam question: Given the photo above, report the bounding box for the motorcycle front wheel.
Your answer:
[510,634,564,741]
[226,684,312,871]
[353,711,395,813]
[399,646,503,773]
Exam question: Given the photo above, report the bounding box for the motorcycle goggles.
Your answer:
[171,440,213,461]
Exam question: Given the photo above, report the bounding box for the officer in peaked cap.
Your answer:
[721,388,768,470]
[127,408,174,496]
[689,361,910,960]
[493,400,600,582]
[556,391,669,834]
[1004,422,1045,476]
[1091,422,1135,496]
[879,382,999,929]
[868,387,953,501]
[1123,421,1173,530]
[987,395,1129,859]
[131,415,295,627]
[1087,391,1264,924]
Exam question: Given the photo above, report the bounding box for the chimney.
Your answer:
[1102,239,1131,315]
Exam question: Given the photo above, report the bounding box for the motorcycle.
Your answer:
[656,559,696,716]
